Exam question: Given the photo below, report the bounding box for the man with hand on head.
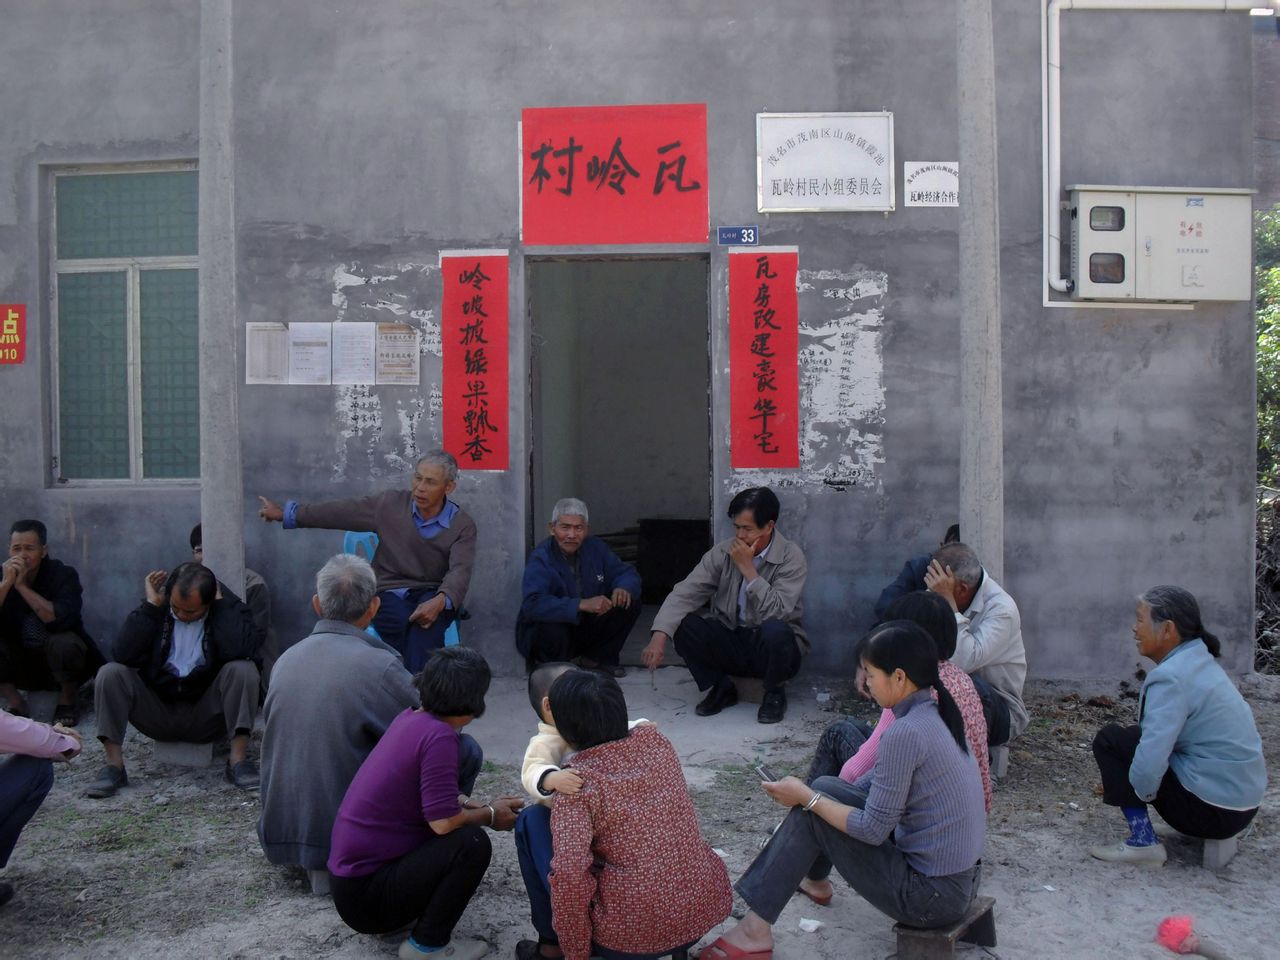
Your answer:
[643,487,807,724]
[516,498,642,677]
[86,562,261,798]
[923,541,1028,752]
[258,450,476,673]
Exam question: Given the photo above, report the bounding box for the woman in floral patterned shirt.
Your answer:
[520,669,732,960]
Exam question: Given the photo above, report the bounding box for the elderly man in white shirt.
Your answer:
[924,542,1029,774]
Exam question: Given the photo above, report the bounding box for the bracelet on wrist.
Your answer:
[485,802,496,827]
[804,791,824,812]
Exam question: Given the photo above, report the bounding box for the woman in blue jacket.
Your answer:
[1090,585,1266,865]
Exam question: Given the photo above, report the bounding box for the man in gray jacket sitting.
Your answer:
[642,487,807,724]
[256,554,417,888]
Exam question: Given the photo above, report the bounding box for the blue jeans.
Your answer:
[515,804,557,944]
[374,589,458,674]
[0,754,54,868]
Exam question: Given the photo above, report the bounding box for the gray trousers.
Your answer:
[735,776,982,929]
[94,661,260,745]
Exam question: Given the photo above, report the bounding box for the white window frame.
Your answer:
[48,161,200,486]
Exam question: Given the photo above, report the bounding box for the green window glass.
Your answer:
[57,273,130,479]
[53,168,199,481]
[56,171,197,260]
[140,270,200,479]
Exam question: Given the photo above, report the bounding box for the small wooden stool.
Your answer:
[894,895,996,960]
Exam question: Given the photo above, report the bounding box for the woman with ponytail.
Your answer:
[1089,586,1266,866]
[700,622,985,960]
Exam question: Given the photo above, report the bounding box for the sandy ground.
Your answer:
[2,668,1278,960]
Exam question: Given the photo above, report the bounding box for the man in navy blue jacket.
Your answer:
[516,499,642,676]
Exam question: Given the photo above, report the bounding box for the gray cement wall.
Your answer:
[0,1,1258,680]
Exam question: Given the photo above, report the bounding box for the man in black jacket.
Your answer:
[0,519,103,727]
[86,563,261,798]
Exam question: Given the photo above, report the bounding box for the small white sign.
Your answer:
[287,322,332,385]
[903,162,959,207]
[757,112,894,213]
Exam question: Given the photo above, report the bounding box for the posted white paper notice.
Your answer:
[245,322,288,384]
[376,323,420,385]
[288,322,333,385]
[332,322,377,384]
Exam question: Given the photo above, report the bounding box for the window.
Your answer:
[51,165,199,481]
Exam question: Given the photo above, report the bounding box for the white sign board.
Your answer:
[757,112,894,213]
[903,162,959,207]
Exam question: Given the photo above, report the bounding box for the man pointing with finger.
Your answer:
[516,498,641,677]
[258,450,476,673]
[643,487,807,724]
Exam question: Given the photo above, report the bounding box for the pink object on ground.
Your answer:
[1156,916,1232,960]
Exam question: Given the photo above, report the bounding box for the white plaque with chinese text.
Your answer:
[757,112,894,213]
[903,162,959,207]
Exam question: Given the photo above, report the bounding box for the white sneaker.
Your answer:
[399,937,489,960]
[1088,840,1167,866]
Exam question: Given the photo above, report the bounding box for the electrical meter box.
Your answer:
[1066,185,1252,302]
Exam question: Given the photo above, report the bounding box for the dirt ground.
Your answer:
[3,672,1279,960]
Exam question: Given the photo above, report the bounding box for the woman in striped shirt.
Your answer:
[703,621,985,960]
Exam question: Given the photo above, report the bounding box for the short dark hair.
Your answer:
[943,524,960,544]
[548,669,628,751]
[528,661,574,718]
[727,487,780,528]
[189,523,203,551]
[883,591,959,660]
[9,519,47,546]
[416,646,491,719]
[167,561,216,606]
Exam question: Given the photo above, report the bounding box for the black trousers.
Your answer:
[1093,723,1258,841]
[969,675,1011,746]
[519,602,641,669]
[671,613,801,692]
[331,825,493,948]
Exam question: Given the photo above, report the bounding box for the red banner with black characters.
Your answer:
[521,103,708,246]
[441,252,509,470]
[0,305,25,364]
[729,249,799,469]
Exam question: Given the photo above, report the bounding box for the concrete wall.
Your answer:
[0,1,1258,678]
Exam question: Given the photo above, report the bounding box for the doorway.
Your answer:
[528,257,712,661]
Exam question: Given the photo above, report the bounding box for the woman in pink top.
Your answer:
[797,591,990,908]
[0,711,81,907]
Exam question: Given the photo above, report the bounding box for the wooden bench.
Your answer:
[894,895,996,960]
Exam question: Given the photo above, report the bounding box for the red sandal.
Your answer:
[697,936,773,960]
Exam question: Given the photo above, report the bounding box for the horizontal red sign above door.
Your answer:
[521,103,708,246]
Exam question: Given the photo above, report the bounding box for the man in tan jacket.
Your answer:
[642,488,807,724]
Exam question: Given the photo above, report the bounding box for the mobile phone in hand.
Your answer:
[754,762,779,782]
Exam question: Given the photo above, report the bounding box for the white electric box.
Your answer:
[1067,185,1252,302]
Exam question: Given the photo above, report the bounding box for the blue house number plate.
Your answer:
[717,226,759,246]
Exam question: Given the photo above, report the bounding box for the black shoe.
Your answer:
[226,758,261,790]
[695,680,738,717]
[758,687,787,724]
[85,765,127,799]
[0,881,13,909]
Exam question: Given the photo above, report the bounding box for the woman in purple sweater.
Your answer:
[328,647,524,960]
[703,621,985,960]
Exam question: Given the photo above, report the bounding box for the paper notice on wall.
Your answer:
[288,322,333,385]
[375,323,421,385]
[245,322,289,384]
[332,322,377,384]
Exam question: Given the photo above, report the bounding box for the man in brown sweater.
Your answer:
[258,450,477,673]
